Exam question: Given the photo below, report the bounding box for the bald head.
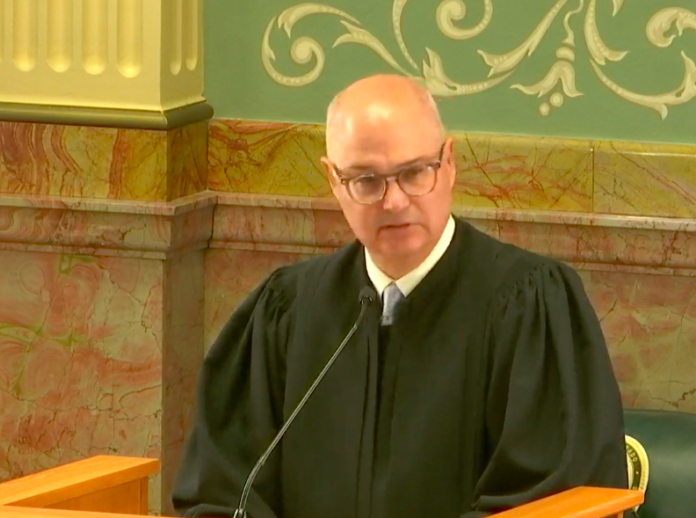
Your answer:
[320,74,455,280]
[325,75,444,161]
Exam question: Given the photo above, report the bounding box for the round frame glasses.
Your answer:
[331,143,446,205]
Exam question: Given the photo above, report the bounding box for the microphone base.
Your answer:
[232,509,247,518]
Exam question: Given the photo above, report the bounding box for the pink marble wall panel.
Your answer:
[0,250,163,481]
[580,270,696,413]
[162,250,206,516]
[204,249,312,349]
[0,192,216,509]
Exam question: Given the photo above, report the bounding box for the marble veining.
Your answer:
[0,252,164,481]
[0,121,208,202]
[3,116,696,504]
[208,120,696,218]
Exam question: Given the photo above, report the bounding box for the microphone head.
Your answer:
[359,287,377,306]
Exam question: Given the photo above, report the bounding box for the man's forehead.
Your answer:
[333,116,434,145]
[326,106,442,168]
[341,103,426,131]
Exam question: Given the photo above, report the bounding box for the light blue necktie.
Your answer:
[381,283,404,326]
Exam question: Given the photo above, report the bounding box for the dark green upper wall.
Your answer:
[205,0,696,145]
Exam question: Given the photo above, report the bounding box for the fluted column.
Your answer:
[0,0,206,122]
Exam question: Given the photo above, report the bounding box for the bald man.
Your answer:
[172,75,630,518]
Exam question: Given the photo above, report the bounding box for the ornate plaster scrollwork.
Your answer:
[261,1,696,118]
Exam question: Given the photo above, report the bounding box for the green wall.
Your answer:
[205,0,696,145]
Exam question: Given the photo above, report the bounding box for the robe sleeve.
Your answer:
[172,272,292,518]
[464,262,632,518]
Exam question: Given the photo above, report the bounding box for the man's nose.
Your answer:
[382,178,410,212]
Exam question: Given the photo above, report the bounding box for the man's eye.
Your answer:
[353,176,382,188]
[400,167,425,181]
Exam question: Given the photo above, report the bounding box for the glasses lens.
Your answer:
[399,166,436,196]
[348,175,385,204]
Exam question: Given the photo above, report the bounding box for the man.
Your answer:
[173,75,629,518]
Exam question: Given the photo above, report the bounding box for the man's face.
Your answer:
[323,116,455,268]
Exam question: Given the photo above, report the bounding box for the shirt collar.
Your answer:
[365,215,456,299]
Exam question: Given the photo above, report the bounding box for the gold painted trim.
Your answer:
[0,101,214,130]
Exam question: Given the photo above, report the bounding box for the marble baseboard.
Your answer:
[208,120,696,218]
[0,121,208,202]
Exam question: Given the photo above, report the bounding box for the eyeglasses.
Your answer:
[331,144,445,205]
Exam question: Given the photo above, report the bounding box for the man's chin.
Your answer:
[376,235,428,259]
[379,222,416,237]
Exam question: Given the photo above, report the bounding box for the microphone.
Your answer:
[233,287,377,518]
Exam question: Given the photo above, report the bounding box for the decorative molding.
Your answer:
[2,190,695,273]
[211,193,696,274]
[0,191,216,259]
[0,101,213,130]
[262,1,696,118]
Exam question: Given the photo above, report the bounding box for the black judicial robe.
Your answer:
[172,217,629,518]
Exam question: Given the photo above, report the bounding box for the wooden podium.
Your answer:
[0,456,643,518]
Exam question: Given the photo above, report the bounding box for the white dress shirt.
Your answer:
[365,215,455,300]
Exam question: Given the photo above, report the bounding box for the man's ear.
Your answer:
[321,157,341,194]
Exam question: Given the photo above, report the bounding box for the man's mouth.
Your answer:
[381,223,412,231]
